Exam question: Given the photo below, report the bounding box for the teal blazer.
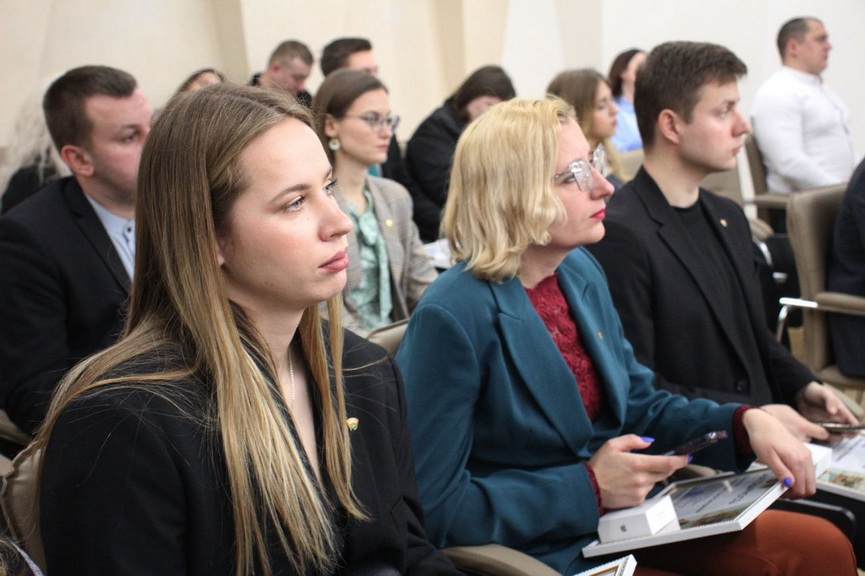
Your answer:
[396,248,745,574]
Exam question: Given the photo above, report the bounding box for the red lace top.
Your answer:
[525,274,606,422]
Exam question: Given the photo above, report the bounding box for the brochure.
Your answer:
[583,443,831,558]
[817,433,865,502]
[573,554,637,576]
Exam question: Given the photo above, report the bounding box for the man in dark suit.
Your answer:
[587,42,856,438]
[0,65,152,435]
[249,39,314,108]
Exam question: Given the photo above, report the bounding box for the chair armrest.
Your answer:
[815,292,865,316]
[748,217,774,242]
[0,411,29,446]
[754,192,790,211]
[442,544,559,576]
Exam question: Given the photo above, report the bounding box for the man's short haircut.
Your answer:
[268,40,314,67]
[320,37,373,76]
[43,65,138,152]
[635,41,747,149]
[776,17,819,59]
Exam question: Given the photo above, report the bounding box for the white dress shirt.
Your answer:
[751,66,857,193]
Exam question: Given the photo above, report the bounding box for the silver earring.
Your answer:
[328,138,340,151]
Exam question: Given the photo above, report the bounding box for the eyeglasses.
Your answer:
[342,113,400,133]
[552,144,608,192]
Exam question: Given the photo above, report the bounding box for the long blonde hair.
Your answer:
[546,69,623,179]
[35,84,364,575]
[442,97,572,282]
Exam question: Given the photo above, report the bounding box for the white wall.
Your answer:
[2,0,864,155]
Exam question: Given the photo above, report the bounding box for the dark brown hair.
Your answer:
[43,65,137,151]
[635,41,746,149]
[607,48,643,97]
[320,37,373,76]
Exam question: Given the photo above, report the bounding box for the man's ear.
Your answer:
[59,145,94,177]
[323,113,339,139]
[656,109,683,145]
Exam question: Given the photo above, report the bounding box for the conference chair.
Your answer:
[777,184,865,407]
[1,443,44,572]
[366,320,560,575]
[745,135,790,229]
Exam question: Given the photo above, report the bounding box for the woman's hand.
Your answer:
[588,435,689,510]
[761,404,829,442]
[796,382,859,426]
[743,408,815,498]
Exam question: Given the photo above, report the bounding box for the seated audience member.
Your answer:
[176,67,225,93]
[0,86,70,214]
[311,70,436,335]
[36,84,462,576]
[405,65,515,240]
[250,39,314,107]
[828,157,865,377]
[320,37,379,76]
[320,37,437,242]
[752,17,856,194]
[607,48,646,152]
[0,66,152,435]
[547,68,626,191]
[586,42,855,433]
[395,97,856,576]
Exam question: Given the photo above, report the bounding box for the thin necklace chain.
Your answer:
[288,346,296,407]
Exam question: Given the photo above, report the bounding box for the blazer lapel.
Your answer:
[493,276,592,458]
[368,179,408,318]
[64,179,131,293]
[635,171,743,351]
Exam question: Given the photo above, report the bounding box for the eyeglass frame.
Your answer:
[552,144,608,192]
[341,113,401,133]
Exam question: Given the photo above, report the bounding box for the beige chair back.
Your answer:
[785,184,847,370]
[745,134,768,197]
[366,319,409,357]
[1,444,44,572]
[617,148,643,183]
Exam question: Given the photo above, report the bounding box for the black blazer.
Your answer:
[827,158,865,376]
[40,330,461,576]
[587,168,814,405]
[0,177,129,433]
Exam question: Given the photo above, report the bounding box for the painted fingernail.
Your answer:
[641,436,655,443]
[687,455,694,463]
[783,477,793,488]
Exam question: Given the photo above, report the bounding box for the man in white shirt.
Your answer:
[751,17,856,194]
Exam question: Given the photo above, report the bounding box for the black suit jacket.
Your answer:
[40,330,460,576]
[0,177,129,433]
[587,167,813,405]
[827,158,865,376]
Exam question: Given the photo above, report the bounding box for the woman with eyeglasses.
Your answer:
[395,97,856,576]
[311,69,436,336]
[547,69,625,191]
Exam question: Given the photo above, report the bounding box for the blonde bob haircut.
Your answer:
[36,84,363,576]
[442,97,574,282]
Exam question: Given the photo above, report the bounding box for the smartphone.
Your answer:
[820,422,865,433]
[664,430,728,456]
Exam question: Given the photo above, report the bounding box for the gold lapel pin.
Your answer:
[719,218,728,228]
[346,417,359,431]
[597,331,604,340]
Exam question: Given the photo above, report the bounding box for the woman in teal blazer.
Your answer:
[396,98,856,575]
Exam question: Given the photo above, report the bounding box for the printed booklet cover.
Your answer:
[583,443,831,558]
[817,433,865,502]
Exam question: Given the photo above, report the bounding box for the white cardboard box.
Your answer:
[597,494,679,543]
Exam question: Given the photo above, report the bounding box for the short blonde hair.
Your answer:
[442,97,573,282]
